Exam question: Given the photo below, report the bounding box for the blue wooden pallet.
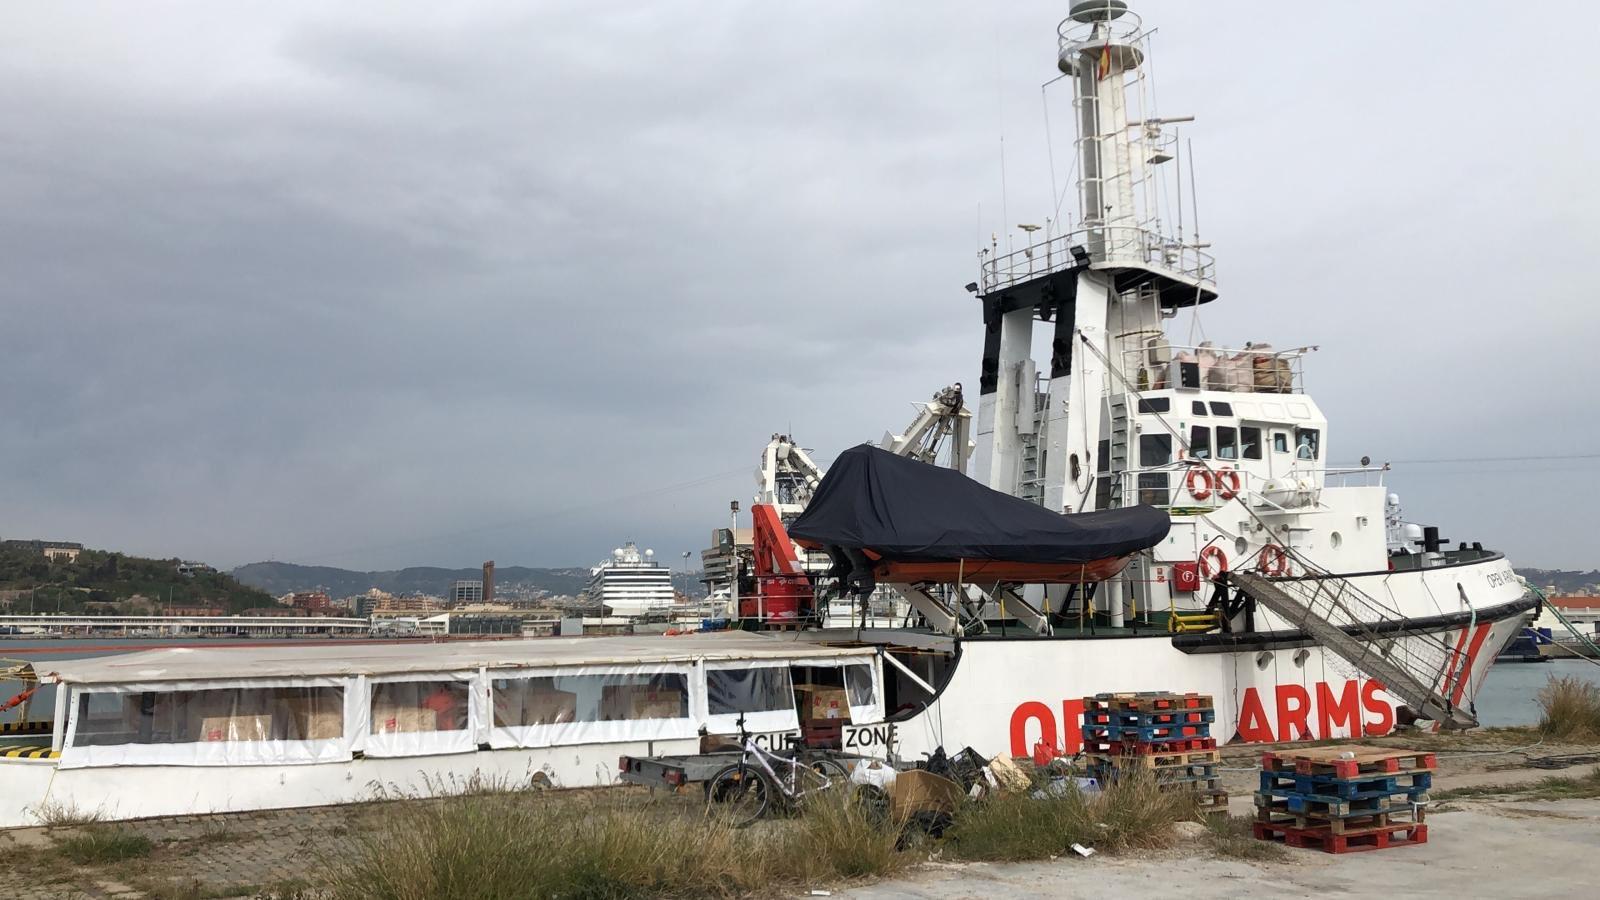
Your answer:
[1254,791,1422,818]
[1258,770,1432,799]
[1081,723,1212,743]
[1084,708,1216,728]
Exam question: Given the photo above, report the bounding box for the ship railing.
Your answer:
[1112,463,1326,513]
[1057,6,1145,55]
[978,223,1215,296]
[1323,466,1389,488]
[1119,342,1307,395]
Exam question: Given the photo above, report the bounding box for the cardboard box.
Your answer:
[599,685,684,720]
[796,685,850,722]
[496,688,577,727]
[198,714,273,743]
[371,704,438,734]
[888,768,965,820]
[280,697,344,740]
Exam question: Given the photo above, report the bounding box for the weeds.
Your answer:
[324,787,905,900]
[54,826,153,864]
[944,769,1193,862]
[1537,676,1600,740]
[30,798,106,827]
[1203,814,1288,861]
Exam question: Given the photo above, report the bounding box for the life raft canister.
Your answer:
[1258,544,1290,576]
[1186,467,1214,501]
[1198,545,1228,581]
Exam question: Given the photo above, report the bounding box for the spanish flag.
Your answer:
[1097,40,1112,80]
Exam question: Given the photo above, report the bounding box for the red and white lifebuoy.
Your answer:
[1186,467,1214,501]
[1214,467,1241,501]
[1258,544,1290,576]
[1198,545,1228,581]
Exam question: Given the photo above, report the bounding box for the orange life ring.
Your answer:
[1198,545,1228,581]
[1258,544,1290,576]
[1214,467,1241,500]
[1185,467,1214,501]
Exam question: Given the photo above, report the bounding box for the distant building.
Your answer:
[374,594,446,614]
[289,591,334,615]
[240,607,296,618]
[451,581,484,607]
[3,540,84,564]
[175,561,215,577]
[483,561,495,604]
[165,604,225,617]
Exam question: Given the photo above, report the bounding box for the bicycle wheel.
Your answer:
[706,763,770,827]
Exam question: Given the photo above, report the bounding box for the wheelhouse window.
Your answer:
[1139,434,1172,468]
[1242,426,1262,460]
[1137,396,1170,413]
[1209,401,1233,416]
[1191,401,1208,416]
[1273,432,1289,454]
[1216,426,1239,460]
[1295,428,1320,460]
[1189,426,1212,459]
[1138,472,1170,506]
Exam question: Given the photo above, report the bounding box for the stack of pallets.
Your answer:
[1253,745,1433,853]
[1081,691,1227,816]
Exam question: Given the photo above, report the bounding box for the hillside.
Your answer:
[231,561,594,599]
[1515,568,1600,595]
[0,545,275,614]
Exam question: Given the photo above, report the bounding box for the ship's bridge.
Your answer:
[1100,342,1328,513]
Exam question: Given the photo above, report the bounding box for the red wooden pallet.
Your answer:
[1261,745,1437,780]
[1252,820,1427,853]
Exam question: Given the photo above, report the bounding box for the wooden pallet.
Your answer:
[1089,761,1218,781]
[1084,707,1216,728]
[1085,748,1221,769]
[1085,736,1218,755]
[1252,819,1427,852]
[1259,769,1432,799]
[1256,808,1421,835]
[1085,692,1214,713]
[1262,745,1437,779]
[1196,790,1231,814]
[1253,791,1421,818]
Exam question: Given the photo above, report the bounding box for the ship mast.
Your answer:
[970,0,1215,514]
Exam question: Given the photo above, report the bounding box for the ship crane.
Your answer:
[739,388,976,627]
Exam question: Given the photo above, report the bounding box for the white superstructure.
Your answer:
[582,543,675,617]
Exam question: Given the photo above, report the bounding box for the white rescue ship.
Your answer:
[0,1,1536,826]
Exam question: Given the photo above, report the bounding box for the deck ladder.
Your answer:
[1230,571,1479,728]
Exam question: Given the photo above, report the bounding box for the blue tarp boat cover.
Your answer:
[787,445,1170,563]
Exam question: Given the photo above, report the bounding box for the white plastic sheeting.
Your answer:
[487,663,699,750]
[363,672,483,758]
[59,678,355,769]
[704,659,799,735]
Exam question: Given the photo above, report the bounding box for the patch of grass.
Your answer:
[1433,767,1600,802]
[55,825,153,864]
[30,798,106,827]
[1537,676,1600,740]
[1204,814,1287,861]
[324,787,905,900]
[943,769,1193,862]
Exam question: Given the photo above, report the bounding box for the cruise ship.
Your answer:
[580,543,675,617]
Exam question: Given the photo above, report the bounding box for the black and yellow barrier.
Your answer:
[0,745,58,759]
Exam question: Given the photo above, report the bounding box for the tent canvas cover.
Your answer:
[788,445,1170,564]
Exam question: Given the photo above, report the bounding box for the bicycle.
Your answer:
[704,715,849,827]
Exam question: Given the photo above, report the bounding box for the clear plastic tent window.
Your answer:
[364,675,482,758]
[61,682,350,768]
[487,666,697,750]
[705,663,798,734]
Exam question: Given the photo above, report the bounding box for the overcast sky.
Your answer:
[4,1,1597,572]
